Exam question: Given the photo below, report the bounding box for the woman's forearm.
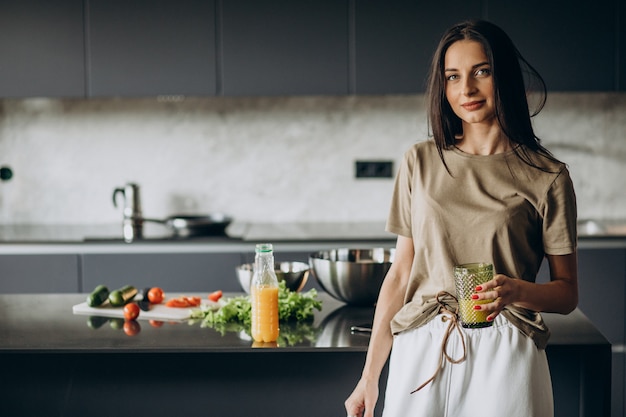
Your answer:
[515,253,578,314]
[359,235,414,381]
[360,275,406,381]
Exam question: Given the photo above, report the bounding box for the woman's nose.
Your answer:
[462,78,478,96]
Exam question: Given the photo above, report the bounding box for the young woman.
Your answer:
[345,20,577,417]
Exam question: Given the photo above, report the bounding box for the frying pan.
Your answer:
[143,213,233,237]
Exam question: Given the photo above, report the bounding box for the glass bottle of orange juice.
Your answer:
[251,243,279,343]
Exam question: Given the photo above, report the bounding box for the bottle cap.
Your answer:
[255,243,273,253]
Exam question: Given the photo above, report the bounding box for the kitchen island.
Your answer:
[0,293,610,417]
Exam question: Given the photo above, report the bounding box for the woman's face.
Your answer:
[444,40,496,127]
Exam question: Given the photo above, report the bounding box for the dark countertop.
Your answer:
[0,292,609,354]
[0,293,611,417]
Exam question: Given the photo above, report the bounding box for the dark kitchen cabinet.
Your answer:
[0,0,85,98]
[616,0,626,91]
[81,252,243,293]
[577,248,626,417]
[0,254,79,293]
[538,247,626,417]
[353,1,482,94]
[538,247,626,343]
[221,0,349,96]
[86,0,217,97]
[487,0,617,91]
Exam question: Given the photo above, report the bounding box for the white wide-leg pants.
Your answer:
[382,314,553,417]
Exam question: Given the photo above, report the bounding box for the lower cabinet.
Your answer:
[538,247,626,417]
[81,252,244,293]
[0,254,79,293]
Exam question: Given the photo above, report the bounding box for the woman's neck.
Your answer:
[455,122,511,155]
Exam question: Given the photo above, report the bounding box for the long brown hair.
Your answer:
[426,20,558,171]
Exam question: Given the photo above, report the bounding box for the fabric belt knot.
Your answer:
[410,291,467,394]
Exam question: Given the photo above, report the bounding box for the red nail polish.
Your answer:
[471,294,479,300]
[475,285,483,291]
[473,305,482,310]
[487,316,494,321]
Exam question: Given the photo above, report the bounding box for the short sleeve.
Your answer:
[386,147,415,238]
[542,166,577,255]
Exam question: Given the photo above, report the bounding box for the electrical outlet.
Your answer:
[355,160,393,178]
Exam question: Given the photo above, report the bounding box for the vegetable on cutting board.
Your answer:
[148,287,165,304]
[165,296,202,308]
[108,285,138,307]
[207,290,223,302]
[123,303,140,320]
[86,285,110,307]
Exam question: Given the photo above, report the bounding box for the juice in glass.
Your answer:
[454,263,494,328]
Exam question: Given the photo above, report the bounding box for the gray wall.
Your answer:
[0,93,624,225]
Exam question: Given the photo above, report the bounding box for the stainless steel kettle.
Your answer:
[112,182,143,242]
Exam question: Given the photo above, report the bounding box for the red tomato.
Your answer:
[123,303,140,320]
[148,287,165,304]
[123,320,141,336]
[165,296,202,308]
[208,290,223,302]
[186,296,201,307]
[165,297,189,308]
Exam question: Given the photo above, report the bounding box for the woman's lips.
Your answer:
[461,100,485,111]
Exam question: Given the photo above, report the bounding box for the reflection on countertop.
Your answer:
[0,292,374,352]
[0,292,608,353]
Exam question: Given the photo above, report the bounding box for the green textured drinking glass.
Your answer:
[454,262,494,328]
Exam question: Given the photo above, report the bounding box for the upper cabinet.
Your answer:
[87,0,217,97]
[0,0,85,98]
[617,5,626,91]
[220,0,349,96]
[487,0,617,91]
[0,0,624,98]
[353,1,482,95]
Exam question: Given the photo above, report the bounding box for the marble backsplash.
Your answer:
[0,93,624,225]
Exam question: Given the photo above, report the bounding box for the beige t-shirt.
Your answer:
[387,141,577,348]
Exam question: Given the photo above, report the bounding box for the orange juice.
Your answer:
[251,285,279,343]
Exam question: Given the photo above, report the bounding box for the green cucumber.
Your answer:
[108,285,138,307]
[86,285,110,307]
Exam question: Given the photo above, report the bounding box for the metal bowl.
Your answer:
[236,262,310,294]
[309,248,394,306]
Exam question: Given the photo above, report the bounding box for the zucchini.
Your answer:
[108,285,138,307]
[86,284,110,307]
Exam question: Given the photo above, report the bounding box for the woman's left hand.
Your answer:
[472,274,521,321]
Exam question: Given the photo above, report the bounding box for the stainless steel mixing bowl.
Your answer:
[309,248,394,306]
[236,261,310,294]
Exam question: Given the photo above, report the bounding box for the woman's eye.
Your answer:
[446,74,458,81]
[476,68,491,77]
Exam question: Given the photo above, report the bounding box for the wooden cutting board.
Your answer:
[72,296,218,321]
